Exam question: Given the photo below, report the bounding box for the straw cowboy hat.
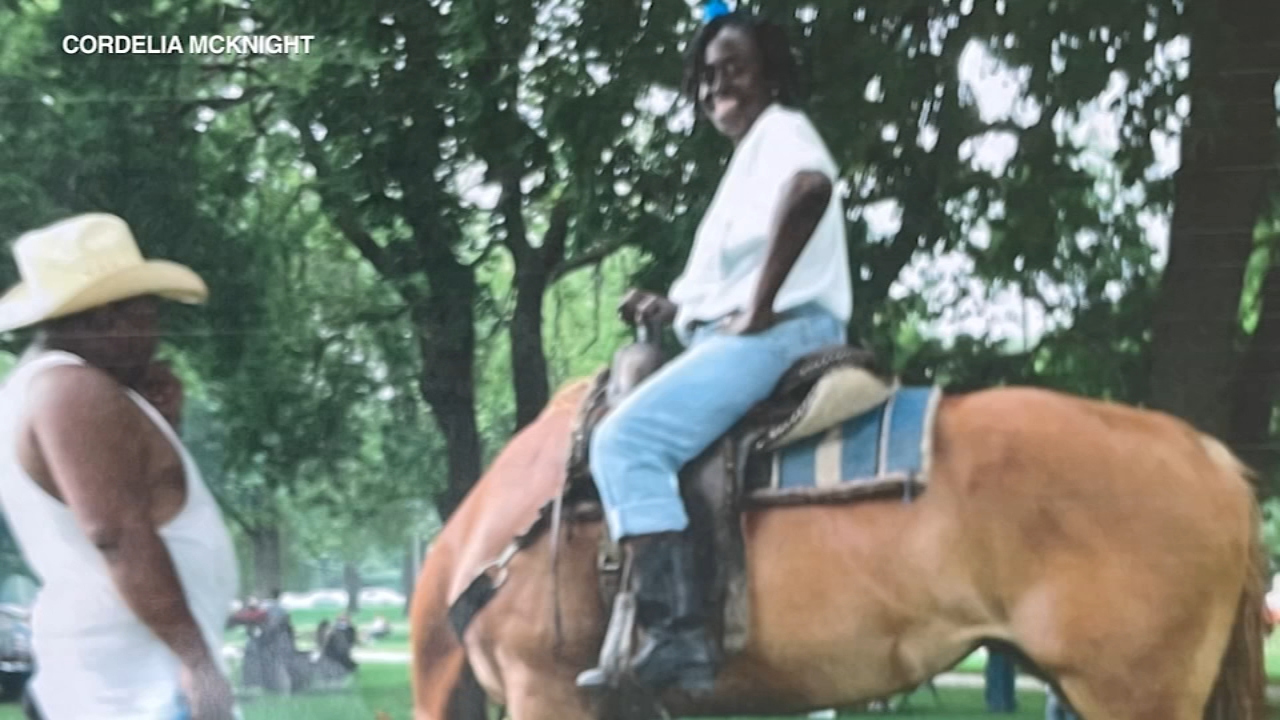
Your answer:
[0,213,208,333]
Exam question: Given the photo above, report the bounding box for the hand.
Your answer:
[618,289,677,328]
[180,662,235,720]
[138,361,184,430]
[721,307,777,336]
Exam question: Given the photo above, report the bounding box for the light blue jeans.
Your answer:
[590,303,847,541]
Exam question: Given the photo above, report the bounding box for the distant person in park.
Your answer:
[333,613,357,645]
[576,4,851,694]
[232,588,301,695]
[257,588,298,692]
[322,614,359,673]
[368,614,391,640]
[261,588,292,638]
[983,645,1018,713]
[0,214,241,719]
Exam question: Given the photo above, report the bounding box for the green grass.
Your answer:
[4,627,1280,719]
[237,663,411,720]
[0,681,1042,720]
[1,663,1279,719]
[0,664,413,720]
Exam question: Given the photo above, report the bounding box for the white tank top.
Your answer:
[0,351,240,719]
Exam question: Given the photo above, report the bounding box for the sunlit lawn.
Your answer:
[5,629,1280,718]
[2,668,1280,720]
[0,664,413,720]
[7,679,1272,720]
[236,663,412,720]
[0,675,1054,720]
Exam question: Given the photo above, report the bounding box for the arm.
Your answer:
[29,366,217,672]
[732,170,834,333]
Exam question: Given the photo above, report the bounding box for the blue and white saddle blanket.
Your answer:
[751,386,941,503]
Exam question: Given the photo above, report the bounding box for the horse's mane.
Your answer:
[546,376,595,414]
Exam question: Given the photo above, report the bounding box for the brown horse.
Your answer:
[410,379,1267,720]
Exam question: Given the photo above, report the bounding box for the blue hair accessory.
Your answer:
[701,0,731,23]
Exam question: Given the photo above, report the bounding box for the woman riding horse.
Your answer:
[575,8,851,695]
[409,7,1266,720]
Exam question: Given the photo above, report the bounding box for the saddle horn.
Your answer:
[607,314,667,405]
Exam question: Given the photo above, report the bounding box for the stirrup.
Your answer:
[577,589,638,693]
[575,665,613,690]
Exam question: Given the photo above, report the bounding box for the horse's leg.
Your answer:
[1012,569,1238,720]
[502,668,597,720]
[1054,663,1215,720]
[1050,610,1242,720]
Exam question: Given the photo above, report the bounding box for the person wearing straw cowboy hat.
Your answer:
[0,213,241,720]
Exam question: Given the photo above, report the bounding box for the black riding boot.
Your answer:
[576,531,718,694]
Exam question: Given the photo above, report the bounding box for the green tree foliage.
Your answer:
[0,0,1275,595]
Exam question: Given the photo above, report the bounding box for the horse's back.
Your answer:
[926,385,1254,588]
[932,385,1253,503]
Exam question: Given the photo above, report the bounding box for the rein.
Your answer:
[449,373,610,652]
[549,481,567,657]
[446,493,584,650]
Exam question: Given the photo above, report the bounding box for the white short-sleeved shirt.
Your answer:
[669,103,851,345]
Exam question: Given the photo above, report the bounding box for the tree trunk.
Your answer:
[510,263,551,431]
[1145,0,1280,438]
[411,282,484,521]
[343,561,362,615]
[251,526,283,597]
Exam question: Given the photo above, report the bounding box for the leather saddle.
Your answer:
[562,322,891,658]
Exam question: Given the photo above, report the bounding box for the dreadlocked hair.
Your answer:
[682,11,803,106]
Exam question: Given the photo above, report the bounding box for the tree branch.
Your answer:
[358,191,404,216]
[496,172,535,266]
[173,86,277,118]
[551,236,629,281]
[542,197,572,274]
[205,480,256,534]
[295,121,405,288]
[464,236,503,270]
[351,305,412,325]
